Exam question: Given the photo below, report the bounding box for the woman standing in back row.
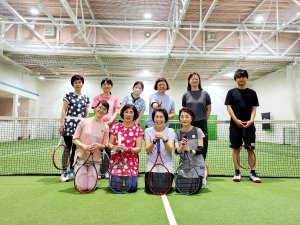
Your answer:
[92,78,119,128]
[146,78,176,128]
[120,81,146,125]
[182,73,211,160]
[59,75,90,182]
[92,78,120,178]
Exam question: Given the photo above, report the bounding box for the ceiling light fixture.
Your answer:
[144,13,152,19]
[255,15,264,23]
[140,70,152,77]
[224,72,234,77]
[144,32,151,40]
[30,8,39,16]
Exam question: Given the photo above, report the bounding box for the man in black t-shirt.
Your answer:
[225,69,261,183]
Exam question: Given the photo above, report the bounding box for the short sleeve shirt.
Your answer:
[73,117,109,161]
[146,92,175,127]
[225,88,259,126]
[175,127,205,177]
[110,123,144,176]
[63,92,90,136]
[92,94,119,124]
[182,90,211,121]
[144,127,176,173]
[122,94,146,114]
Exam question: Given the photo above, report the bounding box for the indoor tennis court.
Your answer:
[1,1,300,225]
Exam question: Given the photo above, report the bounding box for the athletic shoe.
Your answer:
[249,173,262,183]
[60,172,70,182]
[105,173,109,179]
[202,177,207,188]
[68,171,74,180]
[233,173,241,182]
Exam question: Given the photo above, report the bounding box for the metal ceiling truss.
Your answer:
[0,0,299,81]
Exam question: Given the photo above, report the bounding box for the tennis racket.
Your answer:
[148,140,172,195]
[237,127,256,170]
[99,149,110,178]
[74,136,99,193]
[52,136,70,170]
[175,152,200,195]
[109,149,133,194]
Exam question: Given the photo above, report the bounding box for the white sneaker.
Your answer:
[105,173,109,179]
[68,171,74,180]
[233,173,241,182]
[60,172,70,182]
[202,177,207,188]
[249,173,262,183]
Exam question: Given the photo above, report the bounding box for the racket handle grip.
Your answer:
[157,140,160,152]
[92,135,97,144]
[118,133,122,145]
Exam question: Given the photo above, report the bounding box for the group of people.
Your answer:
[58,68,261,194]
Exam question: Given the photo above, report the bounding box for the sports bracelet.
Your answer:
[163,139,168,143]
[152,140,157,144]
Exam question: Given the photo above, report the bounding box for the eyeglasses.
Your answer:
[97,106,108,111]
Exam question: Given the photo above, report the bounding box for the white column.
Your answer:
[12,94,19,117]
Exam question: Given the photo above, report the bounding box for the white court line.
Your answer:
[161,195,177,225]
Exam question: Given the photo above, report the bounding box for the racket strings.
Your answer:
[148,164,172,195]
[175,152,202,195]
[100,152,109,175]
[74,152,99,193]
[74,163,98,193]
[109,153,133,194]
[110,175,132,193]
[176,164,200,194]
[52,145,70,170]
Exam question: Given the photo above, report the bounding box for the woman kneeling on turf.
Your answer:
[72,100,110,192]
[108,104,144,192]
[175,107,206,193]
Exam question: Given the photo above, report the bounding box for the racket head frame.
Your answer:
[74,152,99,193]
[109,150,133,194]
[147,141,172,195]
[175,152,200,195]
[52,136,70,170]
[237,144,256,170]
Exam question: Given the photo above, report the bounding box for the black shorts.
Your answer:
[229,125,256,149]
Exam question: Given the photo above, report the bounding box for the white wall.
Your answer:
[0,63,39,116]
[0,61,298,120]
[251,69,296,120]
[37,78,233,119]
[37,73,297,120]
[0,63,39,99]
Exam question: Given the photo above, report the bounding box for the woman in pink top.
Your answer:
[92,78,119,178]
[92,78,119,128]
[72,100,110,192]
[108,104,144,192]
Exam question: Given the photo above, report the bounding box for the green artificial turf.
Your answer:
[0,175,299,225]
